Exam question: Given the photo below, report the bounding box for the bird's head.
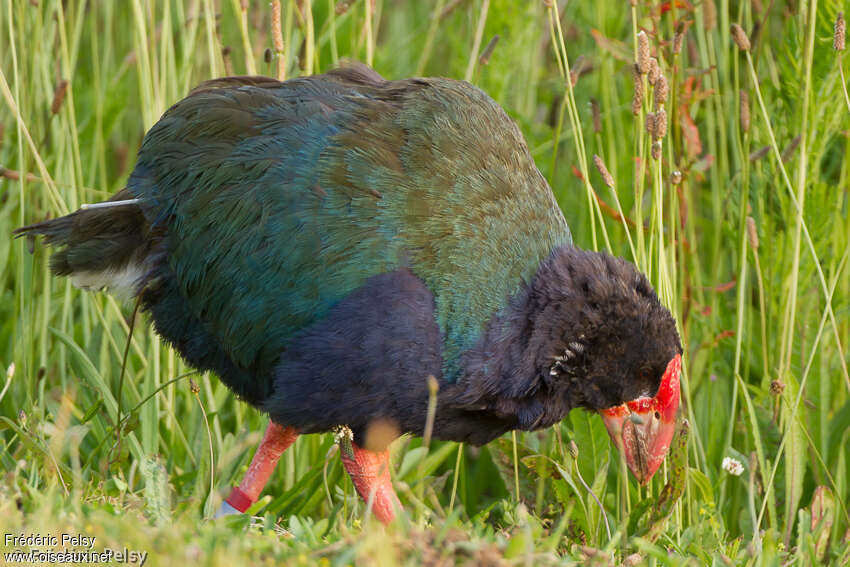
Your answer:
[535,246,682,485]
[596,354,680,484]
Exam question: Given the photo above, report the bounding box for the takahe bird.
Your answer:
[16,63,682,524]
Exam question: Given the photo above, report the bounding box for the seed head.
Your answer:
[647,57,660,85]
[671,170,683,184]
[570,55,593,86]
[632,63,643,116]
[651,140,662,160]
[781,135,801,163]
[589,98,601,134]
[335,0,355,15]
[673,28,685,55]
[189,378,200,394]
[770,380,785,396]
[568,440,579,460]
[51,80,69,115]
[637,31,651,73]
[645,111,655,135]
[654,74,668,107]
[749,145,770,161]
[332,424,354,444]
[739,90,750,133]
[730,24,751,51]
[479,35,500,67]
[703,0,717,31]
[746,216,759,250]
[652,108,668,139]
[593,155,615,188]
[835,12,845,52]
[221,46,233,76]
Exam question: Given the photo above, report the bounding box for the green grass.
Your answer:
[1,0,849,564]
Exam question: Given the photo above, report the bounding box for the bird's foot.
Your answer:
[339,438,402,525]
[218,422,298,516]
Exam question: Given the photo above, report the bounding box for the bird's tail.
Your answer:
[14,189,153,297]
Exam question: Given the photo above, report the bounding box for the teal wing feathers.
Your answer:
[129,66,571,381]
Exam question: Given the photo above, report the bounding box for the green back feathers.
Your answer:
[129,66,570,380]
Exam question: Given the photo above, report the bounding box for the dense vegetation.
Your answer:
[1,0,848,564]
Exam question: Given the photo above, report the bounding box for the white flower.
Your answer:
[722,457,744,476]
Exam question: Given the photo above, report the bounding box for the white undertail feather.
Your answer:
[71,262,145,299]
[79,198,141,210]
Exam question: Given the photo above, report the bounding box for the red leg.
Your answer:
[340,442,402,524]
[217,421,298,517]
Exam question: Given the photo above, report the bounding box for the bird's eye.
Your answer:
[654,411,660,420]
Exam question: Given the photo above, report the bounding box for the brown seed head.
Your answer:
[673,28,685,55]
[647,57,660,85]
[264,47,273,63]
[335,0,355,15]
[632,63,643,115]
[637,31,651,73]
[671,170,683,184]
[645,111,656,135]
[221,46,233,75]
[770,380,785,396]
[653,108,668,139]
[740,90,750,133]
[593,155,615,188]
[835,12,845,51]
[746,216,759,250]
[590,98,601,134]
[730,24,751,51]
[704,0,717,31]
[271,1,284,51]
[781,135,801,163]
[569,55,590,87]
[749,145,770,161]
[568,440,579,460]
[651,140,662,160]
[189,378,200,394]
[654,74,668,107]
[51,80,69,115]
[479,35,500,66]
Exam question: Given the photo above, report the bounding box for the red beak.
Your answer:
[599,354,681,485]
